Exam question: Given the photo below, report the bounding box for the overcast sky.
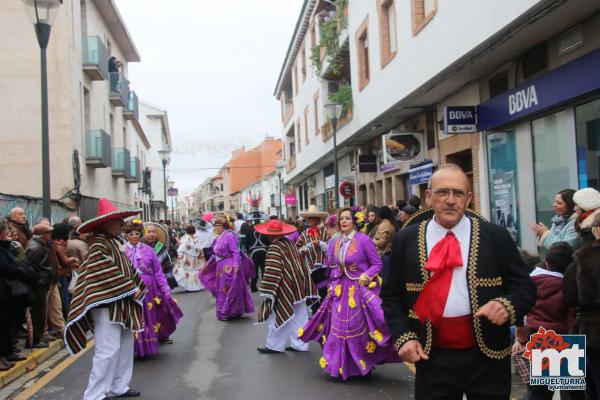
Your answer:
[114,0,303,197]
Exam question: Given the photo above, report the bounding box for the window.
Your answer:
[426,109,436,150]
[313,91,320,135]
[301,44,307,82]
[411,0,437,36]
[310,22,317,49]
[522,43,548,80]
[377,0,397,67]
[293,62,299,97]
[532,110,571,224]
[304,106,309,144]
[575,98,600,189]
[489,71,508,98]
[296,119,302,152]
[356,17,370,90]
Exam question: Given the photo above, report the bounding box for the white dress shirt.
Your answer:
[426,215,471,317]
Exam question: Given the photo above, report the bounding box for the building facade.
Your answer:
[275,0,600,251]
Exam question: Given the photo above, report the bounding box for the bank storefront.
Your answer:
[478,48,600,251]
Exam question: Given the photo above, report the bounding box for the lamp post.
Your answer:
[158,149,170,220]
[276,159,286,218]
[22,0,62,220]
[325,103,343,208]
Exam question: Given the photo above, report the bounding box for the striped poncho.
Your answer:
[296,226,329,270]
[258,237,318,330]
[64,234,147,354]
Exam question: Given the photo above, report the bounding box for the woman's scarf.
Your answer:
[550,214,567,235]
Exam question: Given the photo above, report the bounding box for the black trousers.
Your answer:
[415,347,511,400]
[30,284,49,343]
[250,251,266,289]
[0,301,16,357]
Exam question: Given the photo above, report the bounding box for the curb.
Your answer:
[0,339,64,389]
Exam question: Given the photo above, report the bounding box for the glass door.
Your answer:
[575,98,600,189]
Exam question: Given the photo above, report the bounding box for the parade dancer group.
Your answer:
[64,164,538,400]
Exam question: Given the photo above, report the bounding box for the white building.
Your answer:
[276,0,600,251]
[0,0,152,222]
[237,171,283,218]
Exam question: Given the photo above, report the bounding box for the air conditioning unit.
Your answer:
[328,81,340,94]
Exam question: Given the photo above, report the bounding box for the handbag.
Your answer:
[5,277,30,298]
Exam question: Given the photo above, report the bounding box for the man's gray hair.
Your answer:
[68,216,82,229]
[427,163,470,190]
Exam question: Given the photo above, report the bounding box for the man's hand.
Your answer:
[358,273,370,286]
[398,340,429,363]
[474,300,509,325]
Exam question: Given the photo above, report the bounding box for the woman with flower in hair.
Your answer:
[199,217,254,321]
[299,207,400,379]
[124,219,183,357]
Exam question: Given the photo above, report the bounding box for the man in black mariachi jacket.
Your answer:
[382,164,536,400]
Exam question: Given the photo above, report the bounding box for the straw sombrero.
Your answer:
[299,205,328,220]
[255,220,297,236]
[77,198,141,234]
[144,221,169,244]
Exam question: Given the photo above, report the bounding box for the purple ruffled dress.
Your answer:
[299,231,400,379]
[125,242,184,357]
[199,231,254,320]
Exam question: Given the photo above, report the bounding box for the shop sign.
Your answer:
[408,160,434,185]
[167,187,178,196]
[443,106,477,133]
[382,132,424,164]
[478,48,600,130]
[380,162,399,173]
[339,181,355,198]
[358,154,377,173]
[284,194,297,205]
[325,174,335,189]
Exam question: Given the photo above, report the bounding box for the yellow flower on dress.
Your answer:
[337,304,342,313]
[339,367,343,376]
[334,284,342,297]
[348,286,356,309]
[365,341,376,353]
[297,327,304,338]
[319,357,327,368]
[318,323,324,332]
[371,330,383,343]
[154,296,161,305]
[377,276,383,286]
[153,322,161,333]
[134,332,139,340]
[147,302,153,311]
[368,281,377,289]
[321,335,327,345]
[359,359,367,370]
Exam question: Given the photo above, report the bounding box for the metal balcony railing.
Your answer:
[82,36,109,80]
[123,90,139,121]
[112,148,131,178]
[85,129,111,168]
[109,72,130,106]
[126,156,141,183]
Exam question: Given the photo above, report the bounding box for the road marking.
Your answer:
[14,340,95,400]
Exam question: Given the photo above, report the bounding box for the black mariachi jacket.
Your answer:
[381,216,536,360]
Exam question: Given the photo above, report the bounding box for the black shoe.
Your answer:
[6,353,27,362]
[250,285,258,292]
[115,388,141,397]
[159,338,173,344]
[285,346,303,352]
[256,346,282,354]
[32,341,49,349]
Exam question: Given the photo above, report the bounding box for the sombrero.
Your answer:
[202,212,214,223]
[144,221,169,244]
[299,205,329,220]
[77,198,141,234]
[402,207,487,229]
[255,220,297,236]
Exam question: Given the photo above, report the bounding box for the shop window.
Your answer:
[487,131,520,244]
[575,98,600,189]
[522,43,547,80]
[532,110,571,225]
[377,0,397,68]
[489,71,508,98]
[356,17,370,91]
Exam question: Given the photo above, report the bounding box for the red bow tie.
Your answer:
[414,231,463,327]
[308,226,320,239]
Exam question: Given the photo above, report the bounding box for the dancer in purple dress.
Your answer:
[199,217,254,321]
[124,220,183,357]
[299,207,400,379]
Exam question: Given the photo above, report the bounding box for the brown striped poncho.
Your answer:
[258,237,318,330]
[64,234,147,354]
[296,226,329,270]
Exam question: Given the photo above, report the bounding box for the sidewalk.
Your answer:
[0,337,64,389]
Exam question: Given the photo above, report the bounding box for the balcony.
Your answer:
[321,104,353,142]
[286,154,296,173]
[123,90,139,121]
[109,72,130,106]
[85,129,111,168]
[126,156,141,183]
[112,148,131,178]
[82,36,109,81]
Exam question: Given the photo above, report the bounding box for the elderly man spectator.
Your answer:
[7,207,32,248]
[67,216,82,233]
[26,224,54,348]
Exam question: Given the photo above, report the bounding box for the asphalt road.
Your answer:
[28,289,415,400]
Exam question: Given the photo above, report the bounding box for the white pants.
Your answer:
[265,301,309,352]
[83,308,134,400]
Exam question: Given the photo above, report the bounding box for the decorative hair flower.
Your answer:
[355,211,365,225]
[132,218,143,225]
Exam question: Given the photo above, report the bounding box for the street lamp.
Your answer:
[22,0,62,220]
[158,148,170,220]
[276,159,286,218]
[325,102,343,208]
